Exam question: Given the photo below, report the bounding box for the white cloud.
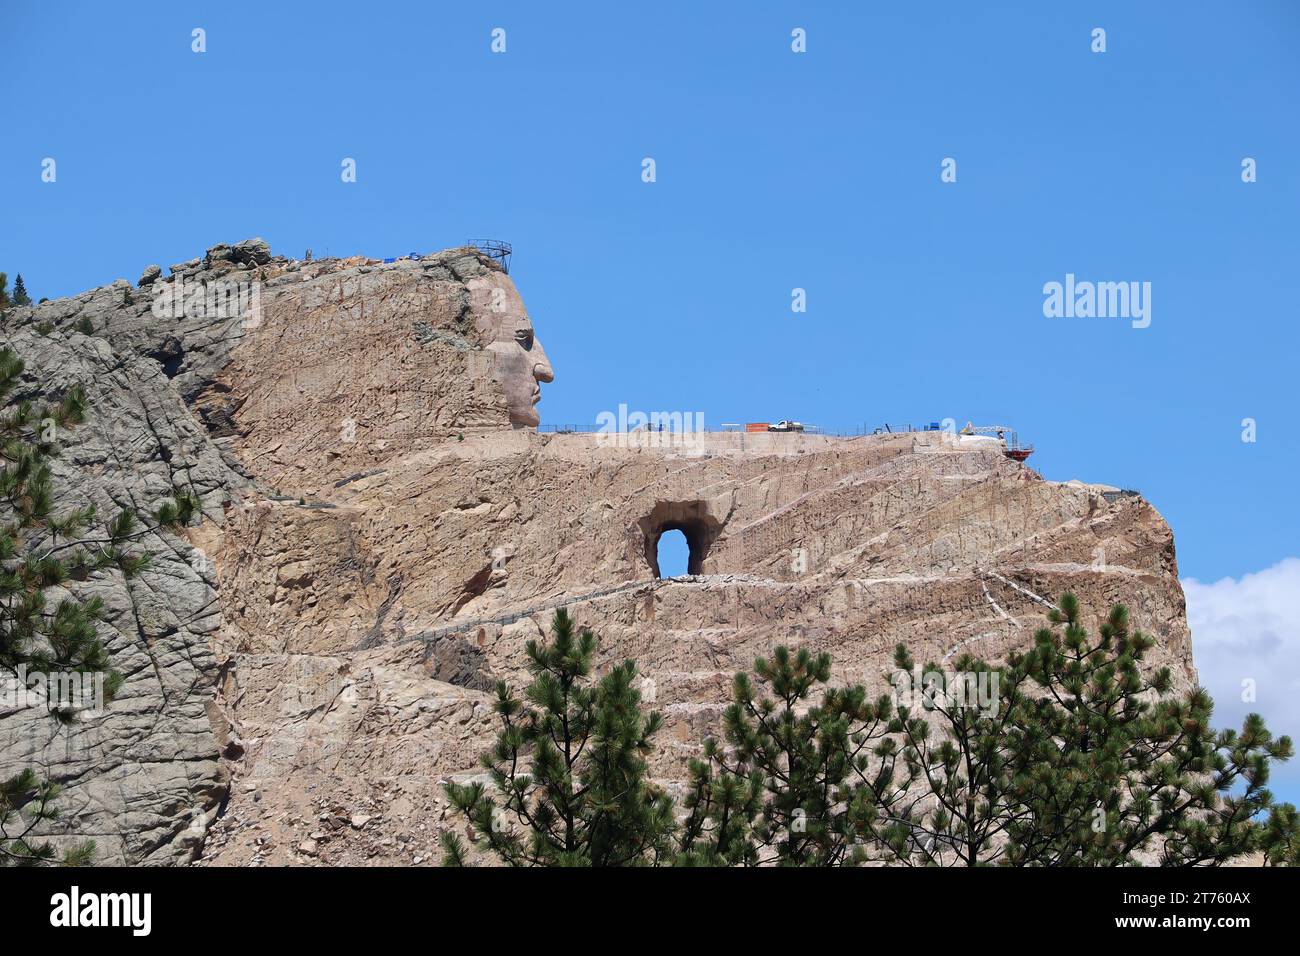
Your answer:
[1184,557,1300,804]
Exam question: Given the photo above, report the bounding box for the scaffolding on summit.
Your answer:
[959,422,1035,462]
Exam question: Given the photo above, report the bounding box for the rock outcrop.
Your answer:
[0,241,1195,864]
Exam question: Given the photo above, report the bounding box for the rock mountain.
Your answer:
[0,241,1195,864]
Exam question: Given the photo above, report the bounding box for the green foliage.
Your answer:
[155,491,200,529]
[678,646,900,866]
[443,608,676,866]
[12,275,30,306]
[0,769,96,866]
[73,317,93,335]
[690,595,1294,867]
[884,644,1026,865]
[1004,596,1292,865]
[1260,802,1300,866]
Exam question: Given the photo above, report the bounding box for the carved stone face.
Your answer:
[468,273,555,428]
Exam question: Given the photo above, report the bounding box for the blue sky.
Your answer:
[4,2,1299,798]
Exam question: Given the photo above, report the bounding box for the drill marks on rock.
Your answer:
[413,577,661,644]
[942,630,1004,664]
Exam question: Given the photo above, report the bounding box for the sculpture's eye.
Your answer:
[514,328,534,350]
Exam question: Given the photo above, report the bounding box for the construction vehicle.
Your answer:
[769,420,805,433]
[958,423,1034,461]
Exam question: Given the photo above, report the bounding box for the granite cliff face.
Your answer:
[0,242,1195,864]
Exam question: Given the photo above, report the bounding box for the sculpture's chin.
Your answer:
[511,408,541,428]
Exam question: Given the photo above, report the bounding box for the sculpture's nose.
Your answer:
[533,342,555,383]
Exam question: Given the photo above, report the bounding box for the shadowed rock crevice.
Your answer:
[421,633,493,691]
[149,336,185,379]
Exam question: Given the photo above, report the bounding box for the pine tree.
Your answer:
[885,645,1027,865]
[1005,596,1292,865]
[872,596,1292,866]
[678,645,904,866]
[0,345,194,865]
[442,608,676,866]
[11,275,30,306]
[696,595,1293,867]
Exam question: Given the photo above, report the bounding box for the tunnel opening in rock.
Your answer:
[639,501,722,579]
[656,529,689,578]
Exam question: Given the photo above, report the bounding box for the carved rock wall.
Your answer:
[0,243,1194,865]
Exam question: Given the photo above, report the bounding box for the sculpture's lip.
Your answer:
[531,386,542,403]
